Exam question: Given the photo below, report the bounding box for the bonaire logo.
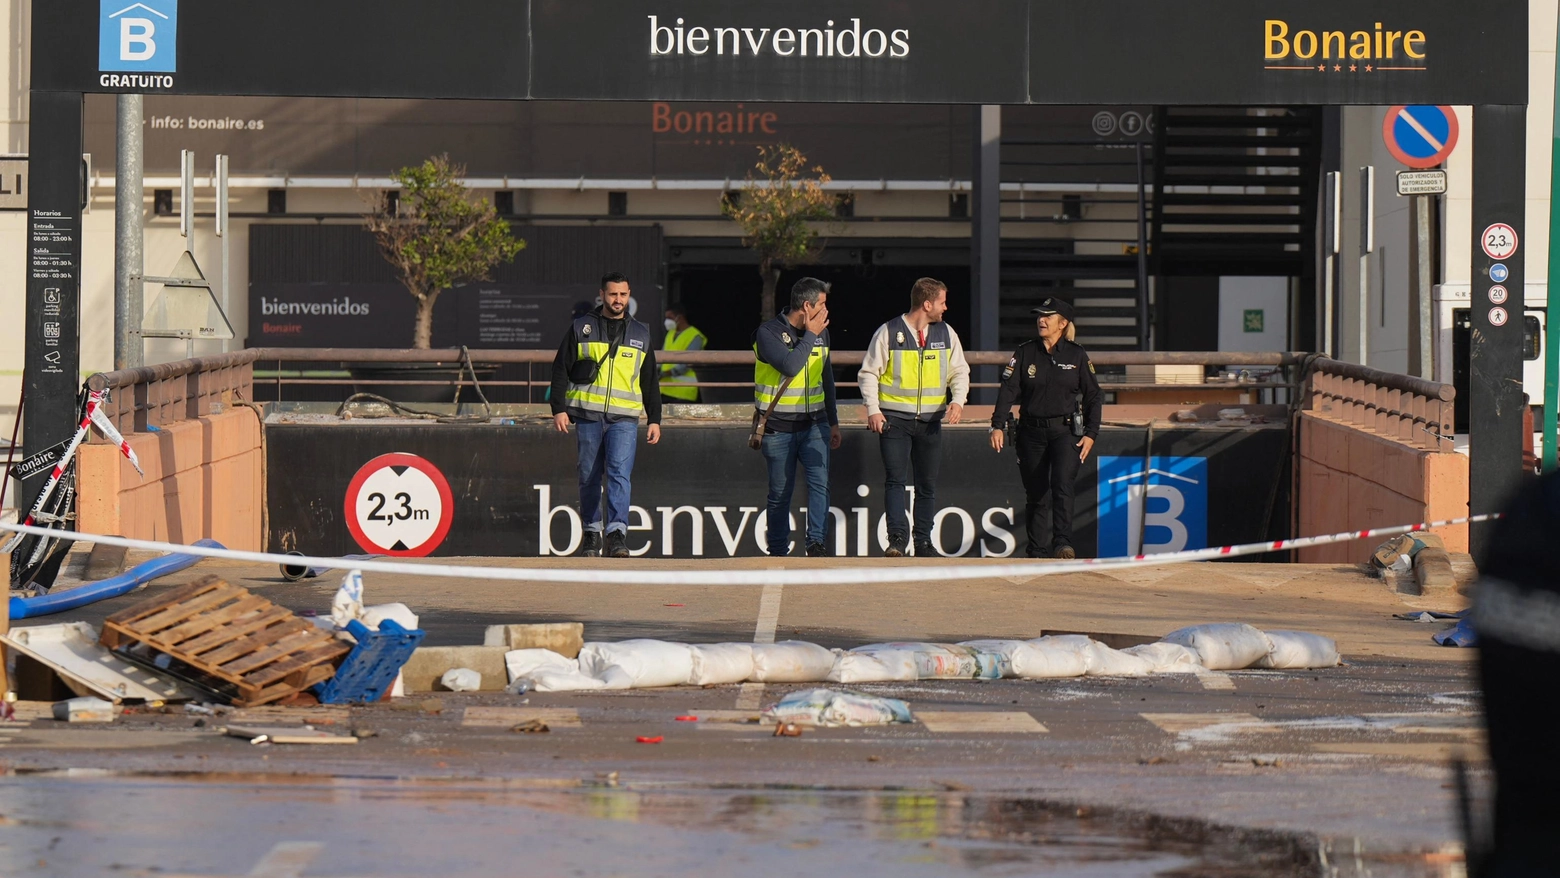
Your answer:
[99,0,177,73]
[1263,19,1426,74]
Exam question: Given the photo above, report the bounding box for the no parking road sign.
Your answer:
[345,453,454,556]
[1383,105,1459,169]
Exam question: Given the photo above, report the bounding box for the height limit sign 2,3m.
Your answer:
[344,452,455,556]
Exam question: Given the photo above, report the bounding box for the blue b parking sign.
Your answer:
[1096,456,1208,557]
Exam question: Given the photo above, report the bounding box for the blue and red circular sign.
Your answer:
[344,453,454,556]
[1383,106,1459,169]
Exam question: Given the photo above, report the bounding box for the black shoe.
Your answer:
[606,532,630,558]
[1025,545,1049,559]
[914,541,936,558]
[1055,545,1077,560]
[885,534,907,558]
[578,532,602,557]
[805,541,828,557]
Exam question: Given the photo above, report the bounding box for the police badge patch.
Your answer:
[896,331,905,344]
[1027,364,1036,378]
[781,332,792,344]
[582,323,591,336]
[1088,362,1095,373]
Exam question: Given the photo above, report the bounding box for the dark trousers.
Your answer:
[1015,421,1081,557]
[880,415,942,544]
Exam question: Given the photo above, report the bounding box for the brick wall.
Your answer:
[1296,411,1468,563]
[77,408,263,550]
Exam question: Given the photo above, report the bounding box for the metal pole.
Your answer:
[180,148,193,253]
[217,154,230,353]
[971,105,1002,402]
[1323,171,1340,357]
[113,94,143,371]
[1358,166,1375,366]
[1414,194,1434,379]
[1134,142,1150,351]
[1545,35,1560,471]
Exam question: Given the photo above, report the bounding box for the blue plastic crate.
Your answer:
[313,618,425,705]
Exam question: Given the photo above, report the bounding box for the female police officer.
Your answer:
[988,297,1102,559]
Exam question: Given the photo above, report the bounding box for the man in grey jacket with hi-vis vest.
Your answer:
[857,277,971,558]
[550,272,662,558]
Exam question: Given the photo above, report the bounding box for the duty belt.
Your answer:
[1018,415,1068,428]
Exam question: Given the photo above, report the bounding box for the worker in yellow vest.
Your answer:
[857,277,971,558]
[550,272,663,559]
[659,304,708,403]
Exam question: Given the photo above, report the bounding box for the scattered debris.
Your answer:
[0,622,204,703]
[53,696,117,723]
[390,698,444,714]
[314,618,423,705]
[461,707,580,728]
[773,722,803,737]
[636,735,663,744]
[352,728,378,739]
[763,689,914,727]
[674,715,698,722]
[99,575,351,707]
[439,668,482,692]
[225,725,359,745]
[511,720,550,734]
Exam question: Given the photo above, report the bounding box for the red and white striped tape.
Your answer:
[0,512,1501,587]
[87,402,144,476]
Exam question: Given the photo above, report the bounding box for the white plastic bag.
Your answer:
[440,668,481,692]
[1161,624,1274,670]
[762,688,914,727]
[578,640,695,689]
[505,648,606,692]
[749,641,837,682]
[1254,631,1340,669]
[959,640,1089,679]
[828,648,919,683]
[362,603,419,632]
[687,643,756,685]
[846,642,1001,680]
[1122,642,1204,674]
[330,569,365,629]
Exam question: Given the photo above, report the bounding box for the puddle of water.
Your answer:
[0,773,1326,877]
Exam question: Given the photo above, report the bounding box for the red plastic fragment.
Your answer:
[636,736,664,744]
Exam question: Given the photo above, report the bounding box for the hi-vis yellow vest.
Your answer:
[564,315,651,418]
[754,327,828,416]
[878,319,952,419]
[659,325,707,402]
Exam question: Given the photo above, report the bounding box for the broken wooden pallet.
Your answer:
[99,575,350,707]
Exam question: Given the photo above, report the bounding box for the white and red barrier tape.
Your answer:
[2,389,143,556]
[0,513,1499,587]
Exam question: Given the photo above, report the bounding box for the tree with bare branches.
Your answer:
[365,155,525,348]
[722,145,838,323]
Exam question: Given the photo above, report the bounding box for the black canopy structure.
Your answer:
[25,0,1530,550]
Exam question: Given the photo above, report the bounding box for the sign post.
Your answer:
[1385,107,1459,380]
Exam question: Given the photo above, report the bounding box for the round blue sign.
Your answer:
[1383,106,1459,169]
[1490,263,1509,283]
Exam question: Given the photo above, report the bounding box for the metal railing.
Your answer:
[1303,357,1455,451]
[83,348,1310,429]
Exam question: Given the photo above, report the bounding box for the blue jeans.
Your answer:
[761,421,831,555]
[576,418,638,535]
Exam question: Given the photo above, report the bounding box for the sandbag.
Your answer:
[1161,624,1274,670]
[504,648,606,692]
[1122,642,1204,674]
[958,640,1089,679]
[762,688,914,727]
[578,639,695,689]
[750,641,837,682]
[1083,644,1154,677]
[1254,630,1340,669]
[687,643,756,685]
[1027,635,1102,671]
[848,642,1002,680]
[828,648,919,683]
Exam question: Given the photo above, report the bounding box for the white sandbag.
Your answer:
[440,668,481,692]
[1123,642,1205,674]
[687,643,757,685]
[578,639,695,689]
[1161,624,1274,670]
[1027,635,1102,671]
[1254,631,1340,669]
[849,642,1000,680]
[362,603,420,632]
[1083,644,1154,677]
[762,688,914,726]
[749,641,837,682]
[959,639,1089,679]
[504,648,606,692]
[828,648,919,683]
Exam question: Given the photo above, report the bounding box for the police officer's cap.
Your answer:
[1030,297,1076,322]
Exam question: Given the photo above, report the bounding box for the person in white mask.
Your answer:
[659,304,708,404]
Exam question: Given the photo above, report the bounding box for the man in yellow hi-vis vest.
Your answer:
[753,277,841,557]
[857,277,970,558]
[550,272,662,558]
[659,304,707,403]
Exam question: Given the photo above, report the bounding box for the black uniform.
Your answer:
[990,337,1102,557]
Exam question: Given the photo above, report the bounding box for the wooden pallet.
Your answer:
[99,575,351,707]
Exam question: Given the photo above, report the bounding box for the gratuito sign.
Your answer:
[344,453,454,556]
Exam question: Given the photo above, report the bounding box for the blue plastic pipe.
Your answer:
[9,538,226,620]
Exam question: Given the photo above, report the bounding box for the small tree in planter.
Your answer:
[365,155,525,348]
[722,144,838,323]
